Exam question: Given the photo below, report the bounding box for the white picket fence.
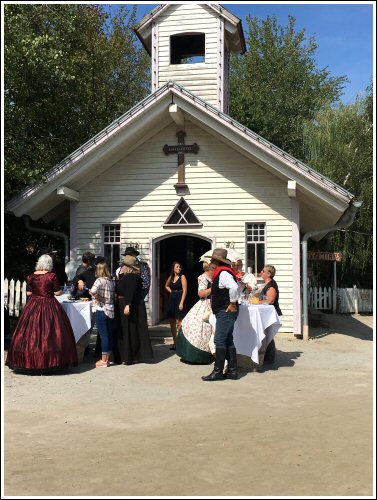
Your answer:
[4,279,28,318]
[337,286,373,314]
[3,279,373,318]
[309,286,373,313]
[309,286,333,311]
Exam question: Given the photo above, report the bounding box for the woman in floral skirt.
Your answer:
[176,261,215,364]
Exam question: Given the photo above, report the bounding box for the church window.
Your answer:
[170,33,205,64]
[246,223,266,276]
[103,224,120,275]
[164,198,202,227]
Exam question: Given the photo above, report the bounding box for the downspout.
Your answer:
[23,214,70,264]
[301,200,361,340]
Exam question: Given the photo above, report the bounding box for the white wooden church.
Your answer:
[7,4,358,335]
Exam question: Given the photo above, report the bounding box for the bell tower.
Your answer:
[135,4,246,114]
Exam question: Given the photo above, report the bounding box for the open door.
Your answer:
[151,234,212,325]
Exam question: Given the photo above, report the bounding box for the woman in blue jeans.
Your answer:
[90,261,116,367]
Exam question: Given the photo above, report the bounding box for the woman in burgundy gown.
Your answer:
[6,254,78,373]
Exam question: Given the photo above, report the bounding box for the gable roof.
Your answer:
[6,81,356,236]
[134,3,246,55]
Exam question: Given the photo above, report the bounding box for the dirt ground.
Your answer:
[2,313,374,498]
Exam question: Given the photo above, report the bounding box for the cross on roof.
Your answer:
[163,131,199,193]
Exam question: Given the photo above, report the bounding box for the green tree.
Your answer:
[302,85,373,287]
[4,3,150,200]
[4,4,151,279]
[230,15,348,161]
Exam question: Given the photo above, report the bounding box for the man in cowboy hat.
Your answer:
[202,248,240,381]
[122,246,140,257]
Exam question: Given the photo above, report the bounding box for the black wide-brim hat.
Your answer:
[122,246,139,256]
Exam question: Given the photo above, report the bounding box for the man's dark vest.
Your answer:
[211,269,238,314]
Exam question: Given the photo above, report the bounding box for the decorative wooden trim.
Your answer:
[152,21,159,92]
[164,197,202,226]
[163,223,203,229]
[69,201,78,262]
[217,15,224,112]
[291,197,301,336]
[57,186,79,201]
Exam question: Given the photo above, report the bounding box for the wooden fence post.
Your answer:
[353,284,359,314]
[8,279,15,317]
[14,280,21,317]
[21,280,27,311]
[4,278,9,310]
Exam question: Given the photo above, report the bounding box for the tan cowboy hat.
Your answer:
[208,248,232,266]
[122,255,140,271]
[201,247,242,264]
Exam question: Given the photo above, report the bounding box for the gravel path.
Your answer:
[3,313,374,497]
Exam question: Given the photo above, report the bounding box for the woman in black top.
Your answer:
[259,265,282,364]
[165,261,187,350]
[259,265,282,316]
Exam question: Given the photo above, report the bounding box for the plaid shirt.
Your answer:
[90,277,116,318]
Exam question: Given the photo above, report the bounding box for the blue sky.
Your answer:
[120,2,374,105]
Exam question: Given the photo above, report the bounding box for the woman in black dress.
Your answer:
[115,255,153,365]
[165,261,187,350]
[6,254,78,373]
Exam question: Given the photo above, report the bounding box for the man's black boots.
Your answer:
[201,347,226,381]
[224,346,238,380]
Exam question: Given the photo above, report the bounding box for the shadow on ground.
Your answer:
[237,349,303,373]
[309,313,373,341]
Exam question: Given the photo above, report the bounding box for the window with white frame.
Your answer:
[103,224,120,275]
[246,223,265,276]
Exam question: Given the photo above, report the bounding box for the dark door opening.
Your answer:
[158,235,211,321]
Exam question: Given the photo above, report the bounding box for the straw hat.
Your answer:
[122,255,140,271]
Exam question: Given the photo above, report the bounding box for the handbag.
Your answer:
[202,301,212,323]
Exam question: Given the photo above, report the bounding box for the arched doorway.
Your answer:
[152,234,212,324]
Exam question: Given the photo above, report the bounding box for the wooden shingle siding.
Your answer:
[76,120,295,332]
[157,4,220,107]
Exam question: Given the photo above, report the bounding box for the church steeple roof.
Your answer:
[134,4,246,113]
[134,4,246,55]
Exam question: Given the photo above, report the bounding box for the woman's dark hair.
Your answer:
[170,261,183,280]
[82,251,95,264]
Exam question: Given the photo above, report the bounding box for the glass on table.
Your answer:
[249,288,260,304]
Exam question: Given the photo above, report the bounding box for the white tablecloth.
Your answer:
[56,295,92,342]
[210,304,282,363]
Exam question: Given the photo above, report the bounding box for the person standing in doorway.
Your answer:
[165,261,187,350]
[202,249,240,381]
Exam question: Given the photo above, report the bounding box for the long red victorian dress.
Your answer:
[6,272,78,372]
